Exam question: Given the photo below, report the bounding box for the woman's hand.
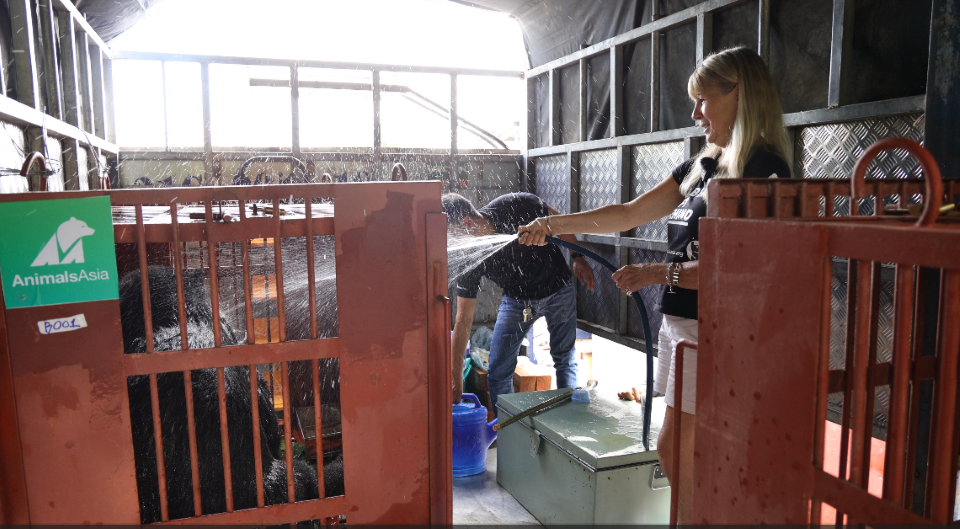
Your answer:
[611,263,664,295]
[517,217,552,246]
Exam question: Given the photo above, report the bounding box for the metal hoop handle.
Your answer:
[20,151,47,192]
[391,163,408,181]
[851,137,943,227]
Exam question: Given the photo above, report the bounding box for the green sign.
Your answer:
[0,196,119,309]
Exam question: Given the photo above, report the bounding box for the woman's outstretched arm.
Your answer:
[518,175,684,246]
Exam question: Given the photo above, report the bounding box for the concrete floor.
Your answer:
[452,446,540,525]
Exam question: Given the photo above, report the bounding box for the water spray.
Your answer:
[544,236,655,451]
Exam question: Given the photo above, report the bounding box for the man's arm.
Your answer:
[452,296,477,404]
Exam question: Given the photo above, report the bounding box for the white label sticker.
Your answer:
[38,314,87,335]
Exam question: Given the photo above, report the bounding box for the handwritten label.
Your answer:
[38,314,87,335]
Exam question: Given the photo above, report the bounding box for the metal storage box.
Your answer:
[496,388,670,525]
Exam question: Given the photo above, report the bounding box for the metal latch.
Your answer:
[530,429,542,457]
[650,463,670,490]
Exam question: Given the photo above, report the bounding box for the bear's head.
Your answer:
[56,217,96,252]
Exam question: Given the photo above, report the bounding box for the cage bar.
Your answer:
[313,358,325,498]
[170,204,189,350]
[183,370,202,516]
[216,367,234,512]
[882,264,916,505]
[306,200,317,340]
[148,373,169,521]
[928,269,960,523]
[273,199,287,343]
[136,205,155,353]
[281,361,295,502]
[205,202,223,347]
[250,364,265,508]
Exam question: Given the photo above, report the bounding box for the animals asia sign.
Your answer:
[0,196,119,308]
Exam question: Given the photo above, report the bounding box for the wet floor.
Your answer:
[452,445,541,525]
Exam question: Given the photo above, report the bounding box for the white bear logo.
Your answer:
[31,217,96,267]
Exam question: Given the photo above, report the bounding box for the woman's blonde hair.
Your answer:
[679,47,789,197]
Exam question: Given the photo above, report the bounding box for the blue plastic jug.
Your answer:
[452,393,498,477]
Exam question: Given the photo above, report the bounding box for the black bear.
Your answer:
[120,265,343,523]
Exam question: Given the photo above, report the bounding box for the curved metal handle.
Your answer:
[20,151,47,192]
[319,172,333,183]
[391,163,408,181]
[851,137,943,227]
[236,156,309,184]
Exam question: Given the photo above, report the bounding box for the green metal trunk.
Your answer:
[496,388,671,525]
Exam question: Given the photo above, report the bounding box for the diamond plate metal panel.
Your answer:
[535,155,569,214]
[796,113,925,181]
[579,149,620,211]
[626,248,670,342]
[631,142,684,241]
[575,242,620,331]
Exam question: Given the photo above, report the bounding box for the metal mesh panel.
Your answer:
[535,155,569,213]
[795,113,925,180]
[579,149,620,236]
[631,142,684,241]
[575,242,620,330]
[626,248,669,342]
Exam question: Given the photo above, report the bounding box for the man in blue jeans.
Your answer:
[443,192,594,407]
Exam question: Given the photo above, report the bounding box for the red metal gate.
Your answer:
[694,139,959,523]
[0,182,451,525]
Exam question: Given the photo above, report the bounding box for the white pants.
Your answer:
[654,315,699,414]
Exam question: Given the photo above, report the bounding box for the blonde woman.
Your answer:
[517,46,790,522]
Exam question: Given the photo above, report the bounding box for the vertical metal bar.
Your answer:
[609,46,622,138]
[38,0,62,120]
[170,204,188,351]
[837,260,859,488]
[183,370,202,516]
[290,63,300,157]
[526,74,537,150]
[9,0,40,109]
[216,367,234,512]
[281,361,295,502]
[650,33,661,133]
[372,69,381,179]
[904,268,929,510]
[204,201,222,347]
[883,264,916,505]
[449,73,458,190]
[548,69,560,146]
[811,255,833,526]
[928,269,960,523]
[135,205,155,353]
[567,150,579,214]
[828,0,855,108]
[696,13,714,65]
[617,143,631,335]
[102,57,116,143]
[249,364,265,508]
[758,0,771,62]
[78,33,95,134]
[239,201,255,345]
[849,261,880,489]
[305,200,317,339]
[272,199,287,343]
[89,45,106,139]
[312,358,325,498]
[148,374,169,521]
[923,0,960,181]
[201,62,214,184]
[669,339,687,526]
[57,13,80,187]
[578,58,588,142]
[161,62,170,151]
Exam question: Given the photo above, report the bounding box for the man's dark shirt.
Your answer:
[456,193,572,300]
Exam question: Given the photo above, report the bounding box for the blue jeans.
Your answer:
[488,281,578,409]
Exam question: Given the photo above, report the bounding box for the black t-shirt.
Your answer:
[456,193,572,300]
[660,146,790,320]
